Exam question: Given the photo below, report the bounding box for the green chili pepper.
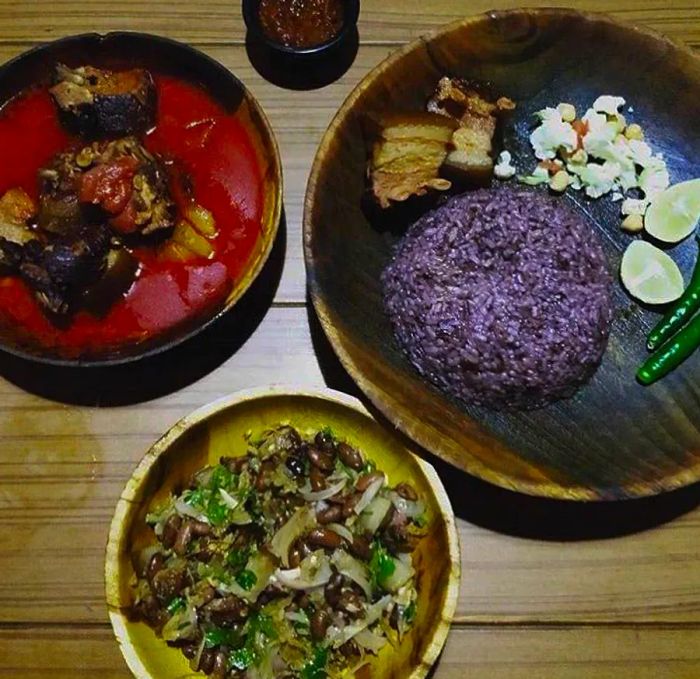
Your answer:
[648,241,700,351]
[638,313,700,384]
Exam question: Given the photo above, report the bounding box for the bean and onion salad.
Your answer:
[133,425,426,678]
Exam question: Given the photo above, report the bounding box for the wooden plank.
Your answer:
[1,308,700,625]
[2,624,700,678]
[0,0,698,48]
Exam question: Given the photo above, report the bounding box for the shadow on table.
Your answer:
[245,27,359,90]
[0,213,288,408]
[308,302,700,540]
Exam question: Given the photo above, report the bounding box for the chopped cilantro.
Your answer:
[229,645,256,671]
[205,492,228,526]
[362,459,377,474]
[235,569,257,591]
[209,464,235,491]
[166,596,186,615]
[226,547,250,571]
[403,601,417,624]
[369,541,396,591]
[301,645,329,679]
[320,426,335,440]
[204,627,243,648]
[182,488,205,508]
[414,513,428,528]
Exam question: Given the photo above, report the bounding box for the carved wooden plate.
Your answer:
[304,9,700,500]
[105,387,460,679]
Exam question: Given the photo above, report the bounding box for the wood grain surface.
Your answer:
[1,1,700,676]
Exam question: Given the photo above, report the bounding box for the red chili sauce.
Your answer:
[258,0,344,49]
[0,76,263,352]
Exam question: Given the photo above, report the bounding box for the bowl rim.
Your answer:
[241,0,360,56]
[303,7,700,501]
[0,31,283,368]
[104,385,461,679]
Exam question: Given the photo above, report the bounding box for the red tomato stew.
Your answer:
[0,71,264,354]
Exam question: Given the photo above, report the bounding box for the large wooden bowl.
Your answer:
[304,9,700,500]
[105,387,460,679]
[0,33,282,366]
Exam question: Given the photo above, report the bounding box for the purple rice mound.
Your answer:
[381,187,613,410]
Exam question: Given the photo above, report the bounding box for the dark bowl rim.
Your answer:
[0,31,283,368]
[303,7,700,501]
[242,0,360,56]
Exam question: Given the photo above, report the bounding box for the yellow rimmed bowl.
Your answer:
[105,386,460,679]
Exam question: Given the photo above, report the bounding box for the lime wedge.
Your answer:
[645,178,700,243]
[620,240,684,305]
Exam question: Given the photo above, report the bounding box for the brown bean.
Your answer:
[174,522,193,556]
[314,430,336,453]
[288,538,312,568]
[356,471,384,492]
[338,590,364,619]
[307,527,343,549]
[307,446,335,472]
[337,442,363,470]
[316,504,343,525]
[152,567,188,604]
[255,459,277,491]
[341,493,360,518]
[161,514,182,549]
[295,592,311,609]
[203,595,250,625]
[181,643,198,659]
[324,572,343,607]
[211,650,228,679]
[220,455,248,474]
[310,609,331,641]
[190,520,211,537]
[395,482,418,501]
[134,594,167,628]
[198,648,216,674]
[310,465,326,492]
[349,534,372,561]
[146,552,165,583]
[339,639,361,658]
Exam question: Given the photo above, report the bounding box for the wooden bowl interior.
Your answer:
[305,9,700,500]
[105,390,460,679]
[0,33,282,365]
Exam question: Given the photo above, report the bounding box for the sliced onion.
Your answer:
[275,551,332,590]
[359,496,392,536]
[355,628,388,654]
[174,497,208,522]
[331,595,391,647]
[270,506,316,567]
[331,549,372,599]
[162,603,197,642]
[326,523,354,543]
[218,487,241,509]
[354,476,385,515]
[382,556,414,593]
[389,491,425,519]
[300,478,347,502]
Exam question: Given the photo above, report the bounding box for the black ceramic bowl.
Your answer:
[242,0,360,58]
[0,33,282,367]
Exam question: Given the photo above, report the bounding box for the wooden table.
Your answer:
[1,1,700,677]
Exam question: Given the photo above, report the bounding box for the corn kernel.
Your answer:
[624,123,644,141]
[621,214,644,233]
[557,103,576,122]
[173,220,215,259]
[186,204,217,237]
[549,170,570,193]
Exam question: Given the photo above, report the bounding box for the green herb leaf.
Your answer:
[209,464,235,491]
[235,569,257,591]
[301,645,329,679]
[204,627,243,648]
[206,492,229,526]
[166,596,186,615]
[320,426,335,440]
[369,541,396,591]
[403,601,417,624]
[414,513,428,528]
[229,646,256,671]
[362,459,377,474]
[182,488,206,508]
[226,547,250,571]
